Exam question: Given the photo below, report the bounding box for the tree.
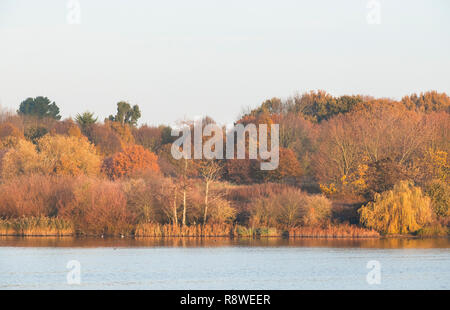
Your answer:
[18,96,61,120]
[358,181,432,234]
[364,158,408,200]
[132,125,163,152]
[289,90,365,122]
[102,144,160,179]
[50,119,83,138]
[425,180,449,219]
[197,160,223,225]
[76,111,98,134]
[38,135,101,176]
[88,123,123,156]
[401,91,450,113]
[258,148,302,182]
[108,101,141,126]
[1,139,42,179]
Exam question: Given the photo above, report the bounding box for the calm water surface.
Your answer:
[0,237,449,289]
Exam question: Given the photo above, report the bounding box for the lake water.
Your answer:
[1,237,449,290]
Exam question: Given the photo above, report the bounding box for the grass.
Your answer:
[0,217,74,236]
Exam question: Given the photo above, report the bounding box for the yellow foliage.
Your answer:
[109,121,134,146]
[1,139,42,179]
[358,180,432,234]
[425,148,449,182]
[38,135,101,176]
[320,183,337,196]
[0,136,21,149]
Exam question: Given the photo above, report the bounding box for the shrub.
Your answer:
[0,175,74,218]
[248,187,332,228]
[358,180,433,234]
[302,195,332,226]
[59,178,130,236]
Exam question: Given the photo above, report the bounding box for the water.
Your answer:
[1,237,449,289]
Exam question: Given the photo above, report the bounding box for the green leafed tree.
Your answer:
[108,101,141,126]
[18,96,61,120]
[76,111,98,128]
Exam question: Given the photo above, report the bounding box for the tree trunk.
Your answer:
[203,181,209,226]
[173,190,178,225]
[182,158,187,227]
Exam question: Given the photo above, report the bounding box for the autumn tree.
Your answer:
[49,119,83,138]
[425,180,450,219]
[1,139,42,179]
[38,135,101,176]
[363,158,408,200]
[258,147,302,182]
[288,90,365,122]
[132,125,164,152]
[88,123,123,156]
[358,181,432,234]
[401,91,450,113]
[102,144,160,179]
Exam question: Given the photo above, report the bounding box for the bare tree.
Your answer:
[197,160,222,226]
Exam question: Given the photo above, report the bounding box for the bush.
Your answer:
[248,187,332,228]
[302,195,332,226]
[59,178,130,236]
[358,180,433,234]
[0,175,74,218]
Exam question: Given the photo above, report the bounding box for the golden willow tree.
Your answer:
[358,180,432,234]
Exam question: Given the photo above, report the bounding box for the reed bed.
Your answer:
[0,217,74,236]
[288,224,380,238]
[134,223,234,237]
[0,217,381,238]
[234,226,280,237]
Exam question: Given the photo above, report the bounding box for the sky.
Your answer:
[0,0,449,126]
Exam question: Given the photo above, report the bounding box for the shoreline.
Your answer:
[0,234,448,239]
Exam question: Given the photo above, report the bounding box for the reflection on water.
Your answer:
[1,236,449,248]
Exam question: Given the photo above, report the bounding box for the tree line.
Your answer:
[0,90,448,237]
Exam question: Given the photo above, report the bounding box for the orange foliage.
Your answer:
[102,144,160,179]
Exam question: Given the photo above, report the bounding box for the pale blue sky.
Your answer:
[0,0,449,125]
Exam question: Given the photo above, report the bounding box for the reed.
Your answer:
[288,224,380,238]
[134,223,234,237]
[0,217,74,236]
